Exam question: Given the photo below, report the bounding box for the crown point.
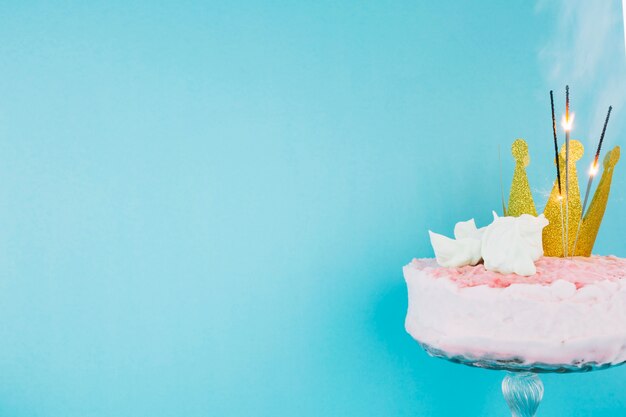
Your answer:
[605,146,620,168]
[507,139,536,217]
[559,140,584,161]
[512,139,529,166]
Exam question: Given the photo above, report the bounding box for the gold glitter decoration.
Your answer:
[543,140,583,256]
[507,139,537,217]
[574,146,620,256]
[542,158,566,257]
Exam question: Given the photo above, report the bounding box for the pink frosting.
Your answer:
[411,256,626,288]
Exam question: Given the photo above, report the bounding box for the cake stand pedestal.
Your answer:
[420,343,623,417]
[501,372,542,417]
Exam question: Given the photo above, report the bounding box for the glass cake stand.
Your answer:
[420,343,625,417]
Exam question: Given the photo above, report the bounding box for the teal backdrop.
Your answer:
[0,1,625,416]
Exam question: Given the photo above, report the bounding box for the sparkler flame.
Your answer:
[561,113,575,131]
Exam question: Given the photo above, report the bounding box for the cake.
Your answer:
[404,94,624,370]
[405,256,626,367]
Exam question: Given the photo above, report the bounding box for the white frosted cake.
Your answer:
[404,90,621,415]
[404,256,626,367]
[403,108,623,370]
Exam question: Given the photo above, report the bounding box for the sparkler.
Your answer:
[563,86,571,257]
[550,90,567,257]
[573,106,613,255]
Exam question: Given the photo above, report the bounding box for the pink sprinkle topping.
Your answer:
[410,256,626,288]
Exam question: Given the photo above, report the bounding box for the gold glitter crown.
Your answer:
[506,138,620,257]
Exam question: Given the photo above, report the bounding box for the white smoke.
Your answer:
[537,0,626,147]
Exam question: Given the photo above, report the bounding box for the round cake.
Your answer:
[404,256,626,367]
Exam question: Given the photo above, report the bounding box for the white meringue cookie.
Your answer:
[481,214,549,276]
[518,213,549,261]
[429,230,482,268]
[453,218,485,240]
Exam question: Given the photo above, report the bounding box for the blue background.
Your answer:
[0,1,625,416]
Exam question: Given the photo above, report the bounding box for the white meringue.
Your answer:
[481,214,549,276]
[429,230,482,268]
[453,218,485,240]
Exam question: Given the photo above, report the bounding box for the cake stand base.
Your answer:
[502,372,543,417]
[418,342,626,416]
